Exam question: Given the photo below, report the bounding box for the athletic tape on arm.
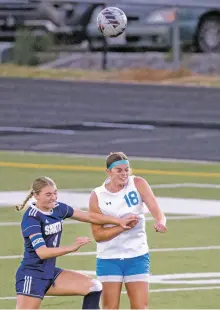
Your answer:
[30,233,46,250]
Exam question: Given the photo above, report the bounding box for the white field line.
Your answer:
[82,121,154,130]
[1,190,220,215]
[150,246,220,253]
[0,214,212,227]
[64,183,220,189]
[1,270,220,301]
[163,215,214,220]
[0,127,76,135]
[38,271,220,285]
[142,286,220,293]
[1,286,220,300]
[152,183,220,189]
[66,183,220,190]
[1,245,220,260]
[2,182,220,198]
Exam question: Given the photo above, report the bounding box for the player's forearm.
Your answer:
[150,205,166,224]
[36,245,74,259]
[93,226,124,242]
[74,210,121,226]
[90,212,122,225]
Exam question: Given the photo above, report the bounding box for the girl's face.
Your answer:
[34,185,57,210]
[107,164,130,187]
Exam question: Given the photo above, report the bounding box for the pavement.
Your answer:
[1,77,220,161]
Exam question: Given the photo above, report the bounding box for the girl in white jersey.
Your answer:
[89,152,167,309]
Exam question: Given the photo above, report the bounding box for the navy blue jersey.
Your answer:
[18,202,74,279]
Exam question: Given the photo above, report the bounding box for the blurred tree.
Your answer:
[13,28,54,66]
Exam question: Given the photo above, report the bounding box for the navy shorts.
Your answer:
[96,253,150,283]
[15,267,63,299]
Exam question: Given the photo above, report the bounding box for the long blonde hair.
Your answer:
[16,176,56,211]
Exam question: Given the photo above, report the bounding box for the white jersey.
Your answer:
[93,175,149,259]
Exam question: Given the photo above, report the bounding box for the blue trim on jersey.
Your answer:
[96,253,150,276]
[108,160,129,170]
[30,233,46,250]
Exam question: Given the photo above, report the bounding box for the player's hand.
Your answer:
[119,215,139,230]
[125,214,139,228]
[126,219,139,228]
[72,237,91,251]
[153,222,167,233]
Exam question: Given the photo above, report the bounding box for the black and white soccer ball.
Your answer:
[97,7,127,38]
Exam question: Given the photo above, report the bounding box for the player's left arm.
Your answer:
[134,176,167,233]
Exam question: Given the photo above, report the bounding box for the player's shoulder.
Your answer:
[55,201,68,211]
[133,175,145,183]
[23,206,40,219]
[132,175,148,189]
[93,184,103,192]
[21,206,41,228]
[55,201,74,219]
[93,180,109,194]
[54,201,71,214]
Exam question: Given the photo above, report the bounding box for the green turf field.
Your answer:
[0,151,220,309]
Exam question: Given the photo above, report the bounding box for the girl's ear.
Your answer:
[106,168,111,176]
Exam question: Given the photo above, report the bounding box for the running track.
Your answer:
[1,77,220,161]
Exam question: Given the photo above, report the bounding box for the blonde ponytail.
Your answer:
[16,191,34,211]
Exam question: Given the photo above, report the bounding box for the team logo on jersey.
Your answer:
[44,221,63,235]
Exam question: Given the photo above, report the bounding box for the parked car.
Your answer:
[0,1,220,53]
[87,2,220,53]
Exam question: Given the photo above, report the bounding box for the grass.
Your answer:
[1,151,220,198]
[0,215,220,309]
[0,150,220,308]
[1,64,220,87]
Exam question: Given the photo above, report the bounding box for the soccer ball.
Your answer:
[97,7,127,38]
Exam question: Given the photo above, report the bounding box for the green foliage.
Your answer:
[13,28,53,66]
[33,32,53,52]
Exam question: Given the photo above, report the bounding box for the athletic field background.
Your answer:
[0,151,220,309]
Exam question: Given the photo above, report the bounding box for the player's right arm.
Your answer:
[89,191,138,242]
[29,233,91,260]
